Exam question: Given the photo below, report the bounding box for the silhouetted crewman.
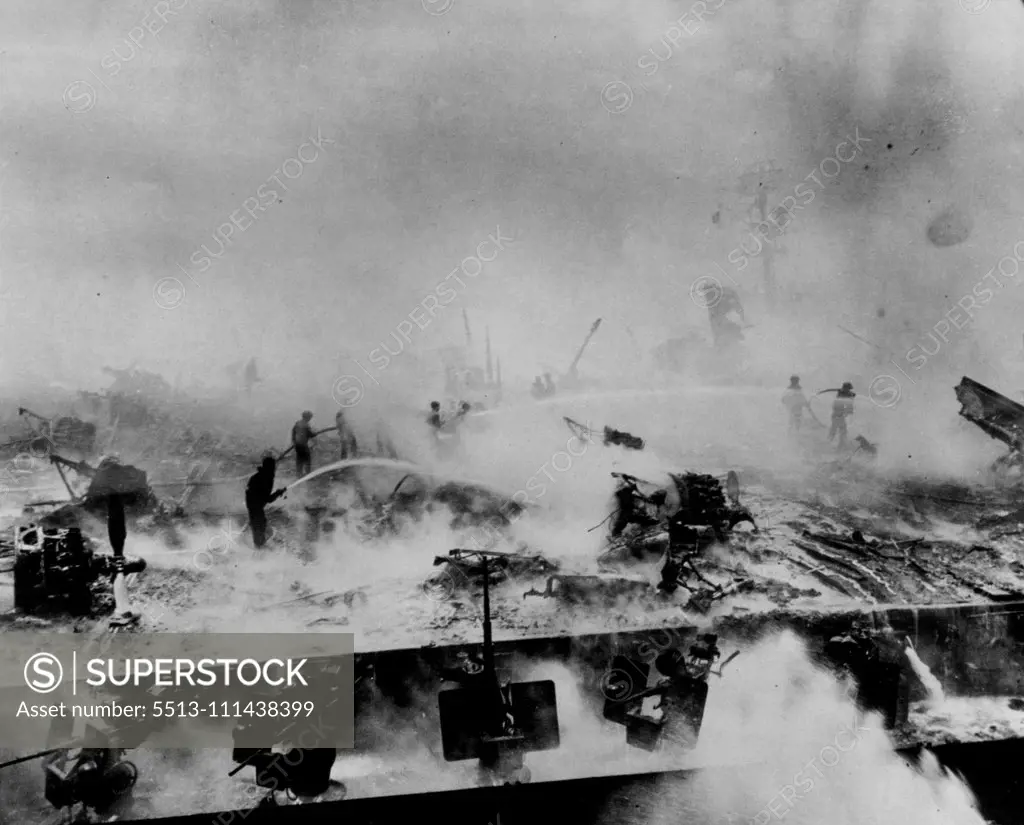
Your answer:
[291,411,315,477]
[443,402,473,452]
[782,375,811,432]
[335,409,357,460]
[610,477,660,540]
[246,456,285,548]
[243,358,260,397]
[703,283,746,348]
[427,401,442,432]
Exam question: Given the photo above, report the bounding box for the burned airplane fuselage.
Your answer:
[607,471,754,557]
[955,376,1024,479]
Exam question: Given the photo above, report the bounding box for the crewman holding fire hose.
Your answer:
[821,382,856,450]
[291,411,315,477]
[246,455,286,549]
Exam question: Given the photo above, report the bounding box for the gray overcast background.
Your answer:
[0,0,1021,398]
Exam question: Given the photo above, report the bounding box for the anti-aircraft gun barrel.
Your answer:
[0,748,64,770]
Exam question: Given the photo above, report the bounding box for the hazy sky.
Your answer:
[1,0,1023,400]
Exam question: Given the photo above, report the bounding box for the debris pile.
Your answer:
[668,471,755,540]
[426,548,559,596]
[523,572,652,605]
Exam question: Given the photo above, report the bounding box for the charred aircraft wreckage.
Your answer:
[10,377,1024,824]
[426,416,756,613]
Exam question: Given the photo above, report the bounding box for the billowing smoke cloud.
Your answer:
[2,0,1019,399]
[2,0,1022,481]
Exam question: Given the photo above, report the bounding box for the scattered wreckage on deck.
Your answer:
[598,465,758,611]
[331,463,531,543]
[9,407,98,456]
[418,437,759,612]
[564,417,645,451]
[426,548,559,600]
[27,453,179,529]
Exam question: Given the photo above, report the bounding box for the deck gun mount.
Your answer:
[602,634,739,751]
[438,553,560,784]
[822,622,911,730]
[0,726,140,823]
[13,525,145,616]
